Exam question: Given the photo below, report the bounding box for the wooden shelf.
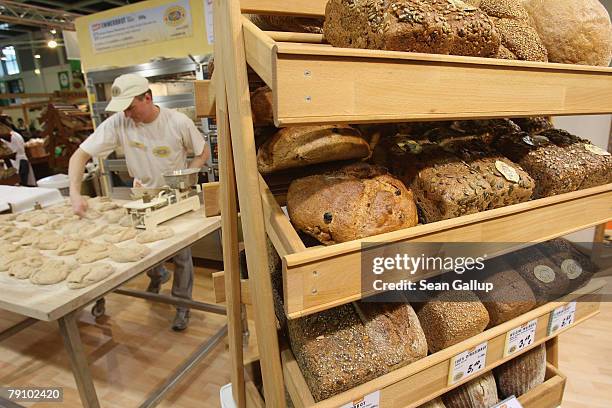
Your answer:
[518,364,566,408]
[241,18,612,126]
[282,279,602,408]
[258,177,612,318]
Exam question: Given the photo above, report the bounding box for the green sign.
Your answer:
[58,71,70,90]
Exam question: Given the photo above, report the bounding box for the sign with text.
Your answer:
[504,319,537,357]
[339,390,380,408]
[548,301,577,336]
[448,342,488,385]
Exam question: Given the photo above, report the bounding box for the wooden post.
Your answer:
[215,6,246,407]
[546,336,559,367]
[214,0,286,406]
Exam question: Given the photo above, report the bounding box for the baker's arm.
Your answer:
[68,147,91,216]
[188,143,211,170]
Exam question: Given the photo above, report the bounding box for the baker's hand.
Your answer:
[70,193,88,217]
[133,178,143,188]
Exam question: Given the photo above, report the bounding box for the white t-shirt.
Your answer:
[80,107,205,188]
[2,131,27,162]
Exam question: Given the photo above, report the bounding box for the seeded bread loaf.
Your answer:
[288,302,427,401]
[442,138,535,208]
[323,0,500,57]
[257,125,371,174]
[417,290,490,353]
[494,343,546,398]
[442,371,499,408]
[287,163,418,245]
[538,239,597,292]
[479,0,547,61]
[510,117,554,134]
[506,246,570,304]
[477,257,536,327]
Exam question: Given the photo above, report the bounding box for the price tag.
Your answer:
[492,396,524,408]
[547,301,577,336]
[503,319,537,357]
[448,342,488,385]
[339,390,380,408]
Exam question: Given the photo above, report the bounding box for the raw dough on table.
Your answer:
[91,201,119,212]
[30,259,76,285]
[16,210,43,222]
[3,228,27,243]
[0,225,13,236]
[34,231,63,250]
[0,213,18,222]
[136,227,174,244]
[16,229,44,246]
[48,205,72,215]
[69,223,107,240]
[9,257,45,279]
[56,239,84,256]
[81,209,102,220]
[119,215,133,227]
[110,243,151,263]
[62,219,93,235]
[30,212,56,227]
[0,248,41,272]
[0,242,19,253]
[104,226,138,243]
[67,263,116,289]
[104,208,126,224]
[75,242,115,264]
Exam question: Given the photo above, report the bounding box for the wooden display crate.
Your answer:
[240,17,612,126]
[518,364,566,408]
[282,279,601,408]
[256,176,612,318]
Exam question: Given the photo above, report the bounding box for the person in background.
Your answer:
[67,73,210,331]
[16,118,30,141]
[0,117,36,186]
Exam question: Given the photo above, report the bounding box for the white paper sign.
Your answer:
[203,0,214,44]
[504,319,537,357]
[89,0,193,54]
[492,396,524,408]
[339,390,380,408]
[548,301,576,335]
[448,342,488,385]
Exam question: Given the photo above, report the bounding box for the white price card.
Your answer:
[448,342,488,385]
[503,319,537,357]
[492,396,524,408]
[547,301,577,336]
[339,390,380,408]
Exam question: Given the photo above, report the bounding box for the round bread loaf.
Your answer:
[443,371,499,408]
[523,0,612,66]
[494,343,546,398]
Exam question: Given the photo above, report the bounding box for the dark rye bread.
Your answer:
[442,138,534,208]
[373,137,495,222]
[505,246,570,305]
[442,371,499,408]
[287,163,418,245]
[479,0,547,61]
[538,239,597,292]
[477,257,536,327]
[288,302,427,401]
[323,0,500,57]
[257,125,371,174]
[538,128,612,190]
[250,86,274,126]
[416,290,490,353]
[494,343,546,398]
[510,117,554,134]
[493,131,589,198]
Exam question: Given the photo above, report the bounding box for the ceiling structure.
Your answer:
[0,0,141,39]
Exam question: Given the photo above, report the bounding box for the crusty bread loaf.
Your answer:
[494,343,546,398]
[250,86,274,126]
[477,257,536,327]
[287,163,418,245]
[257,125,371,174]
[538,239,597,292]
[442,371,499,408]
[417,290,490,353]
[323,0,500,57]
[479,0,547,61]
[288,301,427,401]
[510,117,554,134]
[506,246,569,305]
[523,0,612,66]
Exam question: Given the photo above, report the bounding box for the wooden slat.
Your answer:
[274,51,612,125]
[195,79,216,118]
[246,380,265,408]
[518,364,566,408]
[282,348,316,408]
[215,6,246,406]
[212,271,252,305]
[267,31,324,44]
[203,182,221,217]
[240,0,326,16]
[243,17,276,87]
[283,280,602,408]
[273,184,612,318]
[216,0,286,405]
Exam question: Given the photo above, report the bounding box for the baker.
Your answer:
[68,73,210,331]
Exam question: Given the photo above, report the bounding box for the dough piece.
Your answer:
[110,243,151,263]
[67,263,116,289]
[29,212,56,227]
[0,248,41,271]
[62,219,94,236]
[48,205,72,215]
[104,226,138,243]
[8,257,45,279]
[103,208,126,224]
[136,227,174,244]
[0,242,19,253]
[16,210,43,222]
[56,239,85,256]
[30,259,76,285]
[81,209,102,220]
[91,201,119,212]
[34,231,63,250]
[0,213,18,222]
[16,229,44,246]
[75,243,114,264]
[4,228,27,243]
[0,225,13,236]
[119,214,133,227]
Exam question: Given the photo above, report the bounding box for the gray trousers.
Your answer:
[147,247,193,309]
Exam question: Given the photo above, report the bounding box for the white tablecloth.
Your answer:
[0,186,64,213]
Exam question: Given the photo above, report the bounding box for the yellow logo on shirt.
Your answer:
[153,146,171,158]
[128,140,145,149]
